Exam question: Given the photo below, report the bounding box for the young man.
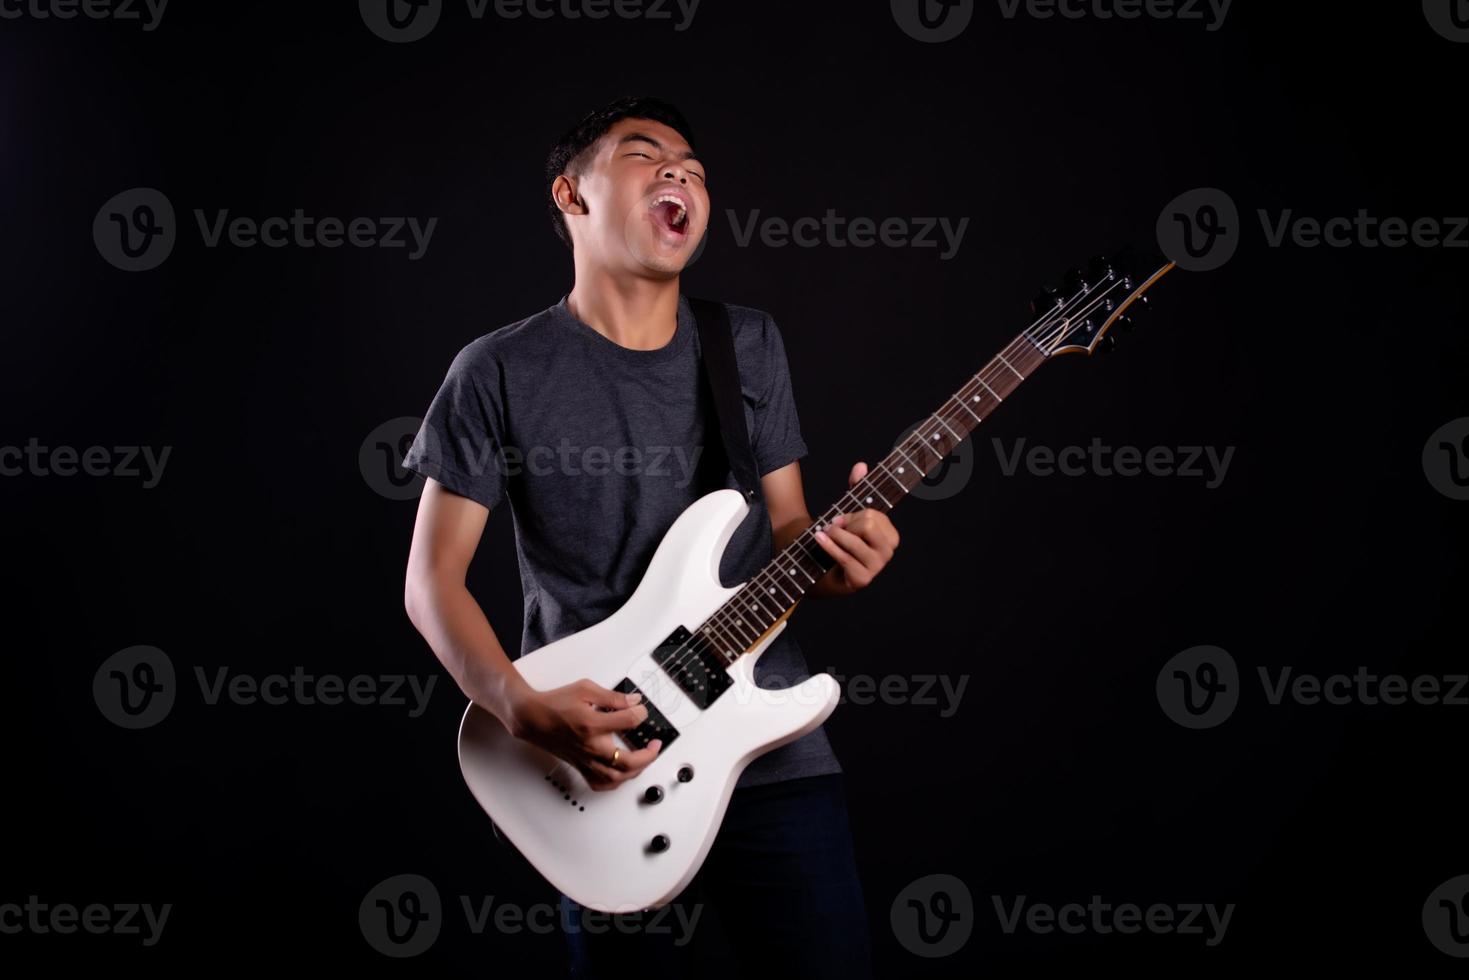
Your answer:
[402,96,897,978]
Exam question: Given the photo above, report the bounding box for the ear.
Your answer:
[552,174,585,216]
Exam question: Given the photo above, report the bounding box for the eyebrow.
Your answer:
[617,132,702,166]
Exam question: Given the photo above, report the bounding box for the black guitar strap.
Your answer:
[688,296,763,505]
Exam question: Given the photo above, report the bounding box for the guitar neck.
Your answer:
[697,330,1051,663]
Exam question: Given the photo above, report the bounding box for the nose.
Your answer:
[661,166,689,185]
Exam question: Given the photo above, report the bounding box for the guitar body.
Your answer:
[457,488,841,913]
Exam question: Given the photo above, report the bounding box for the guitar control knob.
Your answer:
[643,786,664,804]
[677,765,694,783]
[649,834,670,853]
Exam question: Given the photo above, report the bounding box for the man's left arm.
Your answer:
[761,459,900,599]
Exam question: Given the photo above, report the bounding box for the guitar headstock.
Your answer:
[1028,252,1175,358]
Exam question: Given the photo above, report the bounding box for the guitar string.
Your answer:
[634,272,1138,703]
[685,273,1135,672]
[661,273,1135,688]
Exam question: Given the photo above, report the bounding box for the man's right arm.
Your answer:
[403,477,661,789]
[404,476,525,726]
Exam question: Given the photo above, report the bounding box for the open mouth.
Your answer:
[650,193,690,237]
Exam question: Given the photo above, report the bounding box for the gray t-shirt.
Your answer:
[404,294,841,788]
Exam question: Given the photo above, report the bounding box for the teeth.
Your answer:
[651,194,688,228]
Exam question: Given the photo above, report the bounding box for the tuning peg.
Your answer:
[1089,254,1114,279]
[1098,333,1117,355]
[1063,266,1089,294]
[1132,294,1151,314]
[1115,314,1135,333]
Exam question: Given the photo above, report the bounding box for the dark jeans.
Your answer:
[559,773,873,979]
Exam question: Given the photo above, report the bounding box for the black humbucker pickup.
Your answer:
[651,625,733,710]
[613,677,679,750]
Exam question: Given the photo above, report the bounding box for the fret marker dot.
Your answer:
[897,467,905,474]
[865,496,873,504]
[932,433,940,440]
[768,587,776,594]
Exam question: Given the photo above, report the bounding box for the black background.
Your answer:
[3,1,1466,973]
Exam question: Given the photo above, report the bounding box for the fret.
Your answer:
[933,411,963,444]
[953,395,981,425]
[978,376,1002,401]
[996,353,1024,380]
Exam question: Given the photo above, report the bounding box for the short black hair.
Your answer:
[545,95,697,251]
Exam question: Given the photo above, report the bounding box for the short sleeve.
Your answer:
[751,314,809,476]
[402,342,510,512]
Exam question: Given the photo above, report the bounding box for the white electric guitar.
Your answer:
[457,255,1176,912]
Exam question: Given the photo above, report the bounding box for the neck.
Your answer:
[694,328,1052,664]
[567,265,682,351]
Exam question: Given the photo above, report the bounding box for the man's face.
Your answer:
[561,116,708,276]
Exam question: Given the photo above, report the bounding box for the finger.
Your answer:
[582,700,650,733]
[847,460,869,488]
[616,739,663,776]
[812,524,863,580]
[833,510,898,557]
[578,679,642,711]
[580,737,662,788]
[817,521,880,567]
